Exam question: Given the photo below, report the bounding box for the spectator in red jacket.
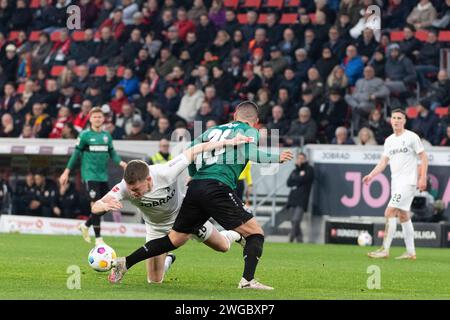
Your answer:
[174,7,195,42]
[99,8,126,41]
[49,106,73,139]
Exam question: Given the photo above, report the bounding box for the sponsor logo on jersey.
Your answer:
[112,186,120,193]
[389,147,408,156]
[139,189,176,207]
[89,145,108,152]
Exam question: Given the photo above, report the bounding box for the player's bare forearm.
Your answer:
[363,156,389,184]
[418,152,428,179]
[92,195,122,214]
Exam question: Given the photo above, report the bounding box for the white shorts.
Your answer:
[145,220,215,242]
[388,183,416,212]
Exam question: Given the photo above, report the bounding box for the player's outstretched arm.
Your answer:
[183,133,251,162]
[92,195,123,214]
[362,155,389,185]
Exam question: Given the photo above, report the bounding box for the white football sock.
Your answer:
[164,255,174,272]
[383,217,397,251]
[401,220,416,255]
[220,230,241,250]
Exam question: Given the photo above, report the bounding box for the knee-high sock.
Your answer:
[383,217,397,251]
[243,234,264,281]
[164,255,174,272]
[401,220,416,254]
[126,235,177,269]
[85,214,101,238]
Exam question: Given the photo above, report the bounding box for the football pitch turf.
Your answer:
[1,233,449,300]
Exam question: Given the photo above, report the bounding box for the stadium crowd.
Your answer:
[0,0,448,146]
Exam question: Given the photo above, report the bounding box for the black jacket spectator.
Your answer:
[286,161,315,211]
[95,37,120,65]
[0,178,11,215]
[12,175,35,215]
[57,182,79,219]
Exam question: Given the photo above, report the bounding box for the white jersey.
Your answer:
[107,154,190,233]
[383,130,424,186]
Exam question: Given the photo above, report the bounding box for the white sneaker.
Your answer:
[78,224,91,243]
[395,252,416,260]
[238,278,274,290]
[95,237,105,246]
[108,257,127,284]
[367,247,389,259]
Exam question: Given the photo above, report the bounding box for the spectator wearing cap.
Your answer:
[155,47,180,78]
[406,0,437,30]
[112,68,140,97]
[267,46,288,76]
[384,43,417,95]
[340,45,364,86]
[331,126,354,145]
[399,25,422,63]
[124,120,149,140]
[73,100,93,132]
[285,107,318,146]
[345,65,389,132]
[1,44,19,82]
[115,103,143,136]
[177,83,204,123]
[148,117,171,141]
[415,30,441,91]
[411,99,440,145]
[93,26,120,65]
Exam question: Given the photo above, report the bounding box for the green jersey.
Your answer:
[188,121,279,190]
[66,128,122,182]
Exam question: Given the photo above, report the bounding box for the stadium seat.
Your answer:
[50,31,61,42]
[17,83,25,94]
[241,0,262,10]
[280,13,298,24]
[308,13,317,24]
[29,31,42,42]
[435,107,449,118]
[50,65,65,77]
[117,66,125,77]
[415,30,428,42]
[224,0,239,9]
[406,106,419,119]
[390,31,404,42]
[285,0,301,7]
[30,0,40,8]
[8,31,20,41]
[71,31,85,41]
[257,14,268,24]
[438,31,450,42]
[237,14,248,24]
[94,66,107,77]
[263,0,283,10]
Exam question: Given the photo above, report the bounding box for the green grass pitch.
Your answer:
[1,233,449,300]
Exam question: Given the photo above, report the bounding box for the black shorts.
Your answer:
[173,179,254,234]
[85,181,109,202]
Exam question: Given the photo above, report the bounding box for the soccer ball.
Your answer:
[88,244,117,272]
[357,231,373,246]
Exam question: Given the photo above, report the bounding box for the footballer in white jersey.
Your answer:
[363,109,428,260]
[92,135,250,283]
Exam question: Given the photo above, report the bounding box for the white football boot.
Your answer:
[238,278,274,290]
